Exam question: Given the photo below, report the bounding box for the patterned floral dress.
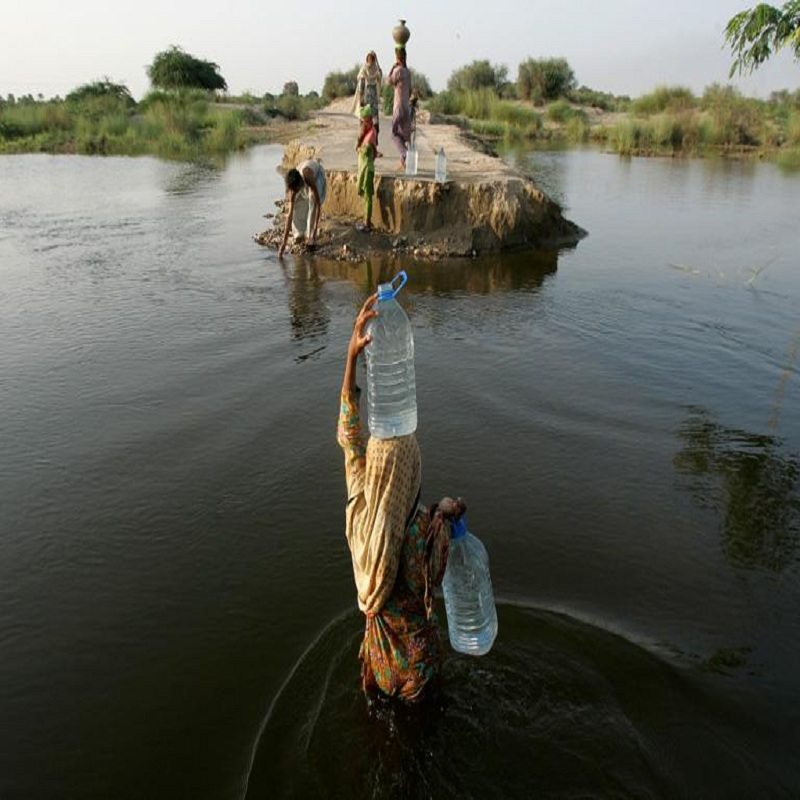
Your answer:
[337,391,449,702]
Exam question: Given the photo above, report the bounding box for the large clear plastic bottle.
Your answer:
[365,271,417,439]
[435,147,447,183]
[442,515,498,655]
[405,144,418,176]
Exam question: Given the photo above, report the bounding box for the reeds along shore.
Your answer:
[3,77,799,167]
[426,84,800,165]
[0,88,322,159]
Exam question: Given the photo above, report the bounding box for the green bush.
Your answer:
[565,115,589,143]
[632,86,695,115]
[426,89,542,141]
[517,58,577,103]
[410,70,433,100]
[788,111,800,145]
[569,85,630,112]
[322,66,359,101]
[0,102,71,139]
[470,119,508,138]
[491,101,541,127]
[147,46,227,91]
[777,147,800,170]
[66,79,134,108]
[426,90,460,116]
[447,60,507,93]
[701,84,762,146]
[547,99,587,124]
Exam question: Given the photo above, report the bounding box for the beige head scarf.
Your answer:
[345,434,421,615]
[352,51,383,116]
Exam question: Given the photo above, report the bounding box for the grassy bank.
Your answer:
[595,85,800,158]
[0,87,317,159]
[424,83,800,165]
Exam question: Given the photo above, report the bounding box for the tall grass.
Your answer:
[0,89,298,158]
[427,89,542,140]
[600,84,799,156]
[632,86,696,114]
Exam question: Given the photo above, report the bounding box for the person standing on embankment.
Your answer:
[355,105,381,232]
[353,51,383,145]
[387,46,411,171]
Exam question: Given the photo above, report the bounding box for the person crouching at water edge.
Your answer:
[278,158,327,257]
[337,294,466,702]
[355,105,382,232]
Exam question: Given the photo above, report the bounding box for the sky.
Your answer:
[2,0,798,100]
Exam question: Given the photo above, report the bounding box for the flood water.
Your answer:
[1,145,798,799]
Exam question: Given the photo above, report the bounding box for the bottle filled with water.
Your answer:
[405,144,418,176]
[365,271,417,439]
[435,147,447,183]
[442,515,498,655]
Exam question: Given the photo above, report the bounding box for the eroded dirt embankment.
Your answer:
[255,102,584,261]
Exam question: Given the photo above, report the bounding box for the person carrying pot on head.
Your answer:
[278,158,327,257]
[387,46,412,171]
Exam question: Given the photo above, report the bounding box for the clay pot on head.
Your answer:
[392,19,411,45]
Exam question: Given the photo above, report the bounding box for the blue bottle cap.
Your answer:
[377,270,408,301]
[450,515,467,539]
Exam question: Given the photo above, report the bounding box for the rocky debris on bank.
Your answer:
[255,110,585,261]
[254,200,470,262]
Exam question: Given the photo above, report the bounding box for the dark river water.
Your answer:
[1,145,799,799]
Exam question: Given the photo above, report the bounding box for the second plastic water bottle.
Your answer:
[435,147,447,183]
[405,145,418,176]
[442,516,498,655]
[365,271,417,439]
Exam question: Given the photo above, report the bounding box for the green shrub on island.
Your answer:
[546,99,587,124]
[517,58,577,104]
[147,46,227,91]
[322,66,360,101]
[66,79,135,109]
[632,85,696,115]
[427,88,542,140]
[447,60,508,94]
[568,85,631,112]
[264,92,324,121]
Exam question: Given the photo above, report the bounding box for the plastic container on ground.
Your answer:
[442,516,498,655]
[405,145,418,176]
[365,271,417,439]
[435,147,447,183]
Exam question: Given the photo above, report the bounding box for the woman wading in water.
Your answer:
[337,295,465,701]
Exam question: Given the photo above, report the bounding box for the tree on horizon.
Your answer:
[147,46,227,91]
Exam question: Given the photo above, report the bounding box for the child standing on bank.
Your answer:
[356,105,382,232]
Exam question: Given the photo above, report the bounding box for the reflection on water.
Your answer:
[281,256,330,343]
[307,248,559,298]
[499,144,572,208]
[245,604,788,800]
[160,160,223,196]
[3,146,800,799]
[675,408,800,571]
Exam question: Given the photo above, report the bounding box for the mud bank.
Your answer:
[255,102,584,261]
